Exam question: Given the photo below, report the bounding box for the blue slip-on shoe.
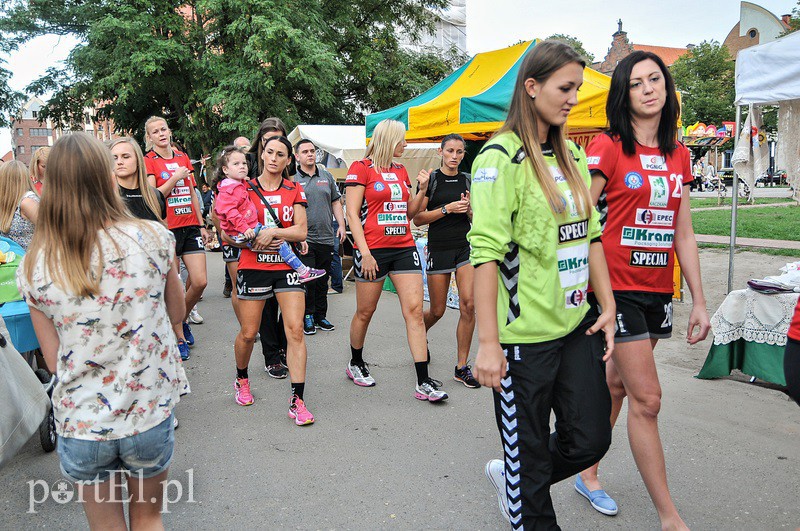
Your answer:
[182,322,195,347]
[575,475,618,516]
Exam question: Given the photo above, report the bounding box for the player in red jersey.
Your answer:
[785,301,800,406]
[344,119,447,401]
[575,52,710,529]
[144,117,210,361]
[227,135,315,424]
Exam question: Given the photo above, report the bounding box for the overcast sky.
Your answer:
[1,0,796,154]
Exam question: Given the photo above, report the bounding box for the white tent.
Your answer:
[287,125,441,183]
[727,31,800,290]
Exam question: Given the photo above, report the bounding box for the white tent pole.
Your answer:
[727,104,742,293]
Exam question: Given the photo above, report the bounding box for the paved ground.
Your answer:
[2,250,799,530]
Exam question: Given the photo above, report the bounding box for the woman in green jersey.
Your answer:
[469,41,617,529]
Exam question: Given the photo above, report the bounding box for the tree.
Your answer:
[670,41,735,126]
[0,58,23,128]
[546,33,595,63]
[0,0,464,156]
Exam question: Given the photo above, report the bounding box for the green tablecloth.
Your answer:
[696,338,786,386]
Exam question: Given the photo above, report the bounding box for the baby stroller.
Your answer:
[31,359,57,452]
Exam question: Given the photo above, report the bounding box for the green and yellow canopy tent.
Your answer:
[365,39,612,147]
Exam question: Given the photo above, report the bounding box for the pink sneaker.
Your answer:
[298,267,326,284]
[235,378,254,406]
[288,396,315,425]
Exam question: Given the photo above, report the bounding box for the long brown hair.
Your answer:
[248,117,287,174]
[498,40,591,218]
[0,161,32,233]
[24,133,147,297]
[109,137,165,225]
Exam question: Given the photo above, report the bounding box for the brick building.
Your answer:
[723,1,791,58]
[10,96,54,166]
[594,20,690,76]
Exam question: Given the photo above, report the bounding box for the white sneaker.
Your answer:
[485,459,510,522]
[188,306,204,324]
[346,361,376,387]
[414,378,448,402]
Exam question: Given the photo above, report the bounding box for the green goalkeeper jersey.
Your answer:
[468,131,601,344]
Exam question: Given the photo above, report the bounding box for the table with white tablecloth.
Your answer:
[696,289,797,385]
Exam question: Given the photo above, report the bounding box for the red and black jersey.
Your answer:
[344,159,414,249]
[144,149,198,230]
[238,178,307,272]
[789,299,800,342]
[587,133,692,293]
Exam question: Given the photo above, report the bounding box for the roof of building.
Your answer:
[1,150,14,162]
[632,44,690,66]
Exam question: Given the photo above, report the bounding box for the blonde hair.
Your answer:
[109,137,165,225]
[365,119,406,170]
[24,133,149,297]
[29,146,50,190]
[0,161,32,233]
[498,40,591,218]
[143,116,169,152]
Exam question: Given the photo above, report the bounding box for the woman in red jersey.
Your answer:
[344,119,447,402]
[143,116,210,360]
[575,51,710,529]
[230,135,315,425]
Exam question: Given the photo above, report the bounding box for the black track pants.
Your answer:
[785,338,800,406]
[493,317,612,530]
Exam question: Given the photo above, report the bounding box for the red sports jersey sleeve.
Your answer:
[587,136,690,293]
[586,133,620,179]
[789,299,800,342]
[238,179,308,271]
[345,159,415,249]
[144,150,199,230]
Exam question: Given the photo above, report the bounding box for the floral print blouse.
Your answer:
[16,221,190,441]
[2,191,38,250]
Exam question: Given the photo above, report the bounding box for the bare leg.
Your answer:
[453,264,475,368]
[423,273,450,331]
[77,474,127,531]
[180,252,208,322]
[275,291,307,383]
[390,273,427,363]
[349,280,383,349]
[234,299,266,371]
[128,469,168,530]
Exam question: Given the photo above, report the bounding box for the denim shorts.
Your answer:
[57,415,175,483]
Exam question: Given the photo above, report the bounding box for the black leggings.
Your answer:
[494,316,612,530]
[784,339,800,406]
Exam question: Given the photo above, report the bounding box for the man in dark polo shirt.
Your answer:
[294,139,346,334]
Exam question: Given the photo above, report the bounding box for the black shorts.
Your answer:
[426,244,470,275]
[236,268,305,300]
[172,226,205,257]
[589,291,673,343]
[354,246,422,283]
[222,244,241,263]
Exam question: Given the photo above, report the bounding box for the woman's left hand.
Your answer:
[586,310,616,361]
[252,228,275,250]
[686,304,711,345]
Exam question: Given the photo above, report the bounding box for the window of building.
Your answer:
[16,128,23,136]
[31,110,38,119]
[30,128,51,137]
[84,112,91,125]
[17,145,25,155]
[748,29,757,39]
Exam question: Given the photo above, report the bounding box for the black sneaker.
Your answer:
[315,318,335,331]
[223,278,232,298]
[303,315,316,335]
[279,349,287,368]
[265,363,288,379]
[454,364,481,388]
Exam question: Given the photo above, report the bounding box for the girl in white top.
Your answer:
[17,133,188,530]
